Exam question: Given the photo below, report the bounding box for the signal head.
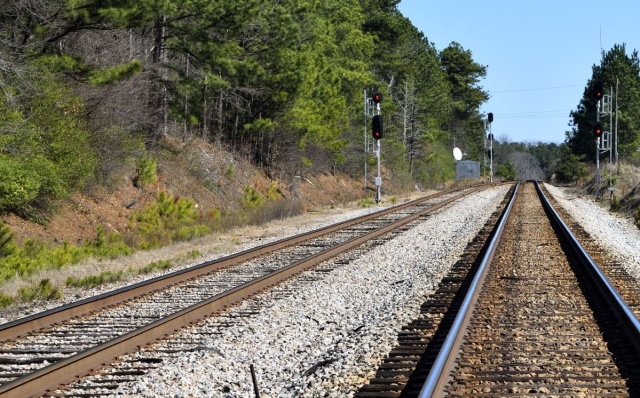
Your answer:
[372,93,383,104]
[594,80,604,101]
[487,112,494,123]
[593,121,603,136]
[372,115,383,140]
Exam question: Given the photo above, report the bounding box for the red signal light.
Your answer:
[372,115,383,140]
[593,121,603,136]
[594,80,604,101]
[372,93,382,104]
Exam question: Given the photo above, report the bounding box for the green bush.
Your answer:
[136,260,173,275]
[66,270,124,288]
[135,156,158,187]
[0,68,96,220]
[0,292,13,308]
[18,279,62,301]
[358,197,375,207]
[634,206,640,229]
[130,192,211,249]
[0,221,16,258]
[241,185,263,209]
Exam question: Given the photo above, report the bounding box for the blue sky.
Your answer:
[397,0,640,144]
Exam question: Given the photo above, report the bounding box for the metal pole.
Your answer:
[615,79,619,167]
[489,122,493,183]
[596,137,601,199]
[376,140,381,204]
[364,90,368,194]
[596,101,601,199]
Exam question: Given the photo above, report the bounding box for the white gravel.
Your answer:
[544,184,640,281]
[110,185,511,397]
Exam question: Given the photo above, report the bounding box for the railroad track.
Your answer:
[356,181,640,397]
[0,185,495,398]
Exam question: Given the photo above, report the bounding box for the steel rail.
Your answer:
[535,181,640,351]
[418,181,520,397]
[0,186,484,343]
[418,181,640,397]
[0,184,484,398]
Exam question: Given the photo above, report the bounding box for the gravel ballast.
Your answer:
[110,185,511,397]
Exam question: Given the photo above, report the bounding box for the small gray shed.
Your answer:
[455,160,480,181]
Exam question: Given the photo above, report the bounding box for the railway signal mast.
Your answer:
[364,90,383,204]
[484,113,494,182]
[593,80,617,199]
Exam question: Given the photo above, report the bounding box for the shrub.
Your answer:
[635,206,640,229]
[358,197,375,208]
[0,292,13,308]
[266,182,279,201]
[136,260,173,275]
[0,70,96,219]
[241,185,263,209]
[130,192,211,249]
[135,156,158,187]
[18,279,62,301]
[0,221,16,258]
[610,194,620,212]
[66,270,124,288]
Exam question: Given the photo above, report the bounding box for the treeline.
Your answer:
[566,44,640,166]
[0,0,492,219]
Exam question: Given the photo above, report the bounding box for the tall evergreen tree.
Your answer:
[567,44,640,162]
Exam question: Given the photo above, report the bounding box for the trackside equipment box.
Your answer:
[455,160,480,181]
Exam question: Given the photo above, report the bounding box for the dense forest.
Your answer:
[0,0,494,220]
[1,0,640,222]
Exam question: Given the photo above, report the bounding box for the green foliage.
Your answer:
[0,67,96,220]
[136,260,173,275]
[88,60,143,86]
[88,226,132,258]
[0,221,16,258]
[241,185,264,210]
[130,192,211,249]
[135,156,158,187]
[568,44,640,161]
[266,182,279,201]
[18,279,62,302]
[554,145,588,183]
[0,225,130,284]
[0,292,13,308]
[496,160,517,181]
[358,197,375,207]
[225,163,236,180]
[66,270,124,288]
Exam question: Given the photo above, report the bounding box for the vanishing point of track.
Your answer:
[0,185,490,398]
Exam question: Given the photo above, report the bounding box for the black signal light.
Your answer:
[594,80,604,101]
[372,115,383,140]
[372,93,383,104]
[593,121,603,136]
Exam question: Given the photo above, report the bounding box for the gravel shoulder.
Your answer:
[544,183,640,282]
